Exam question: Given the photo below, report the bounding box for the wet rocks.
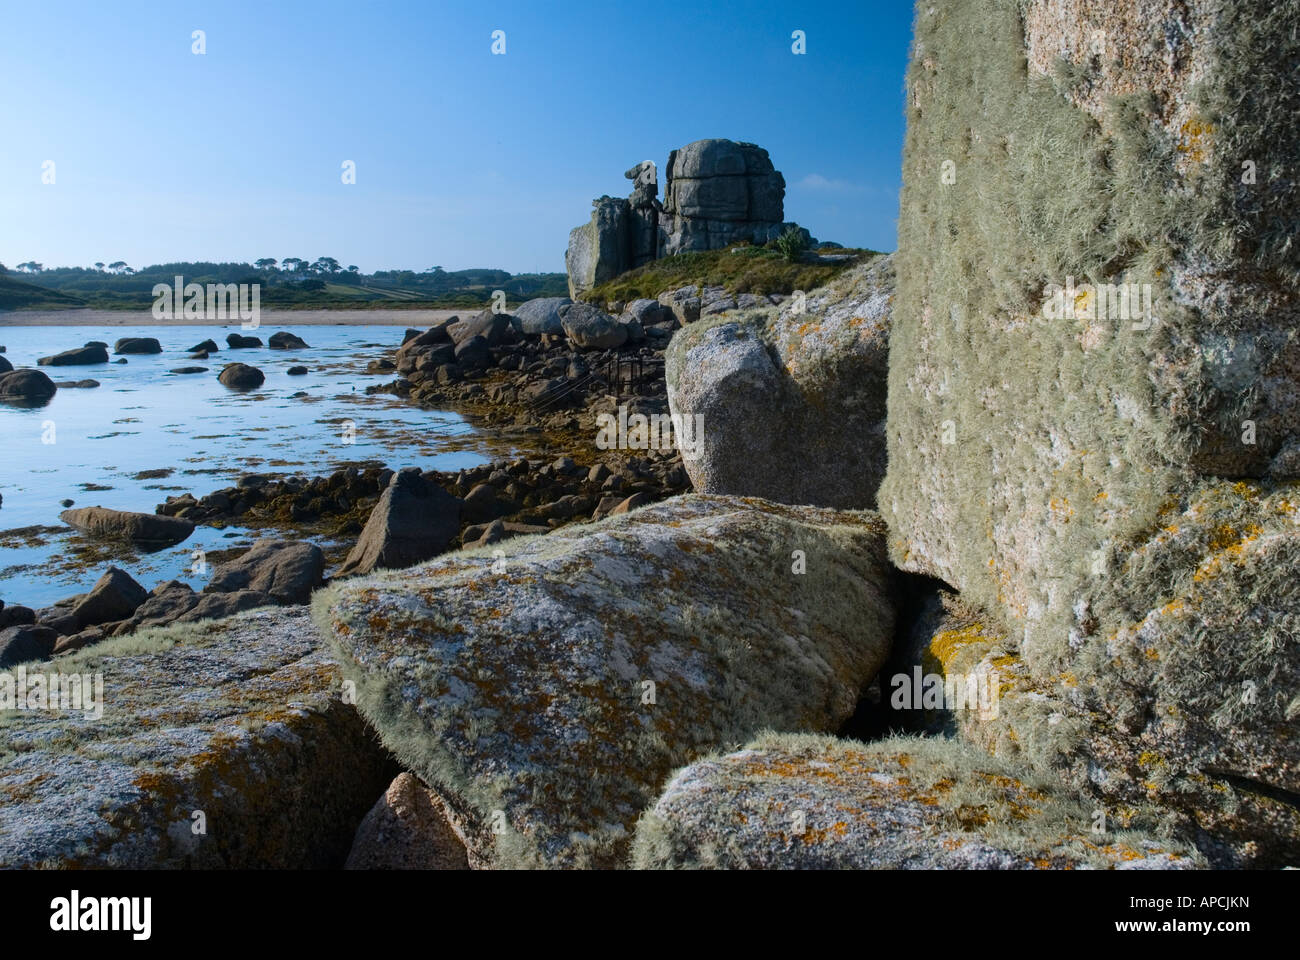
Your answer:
[0,369,57,404]
[337,468,461,577]
[218,362,265,389]
[113,337,161,355]
[225,333,263,348]
[38,344,109,366]
[59,506,194,548]
[187,338,219,353]
[268,331,310,349]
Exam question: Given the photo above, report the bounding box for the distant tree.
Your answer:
[0,262,7,273]
[312,257,341,274]
[108,260,128,274]
[254,258,278,272]
[17,261,43,273]
[282,257,304,272]
[347,265,359,275]
[94,261,105,272]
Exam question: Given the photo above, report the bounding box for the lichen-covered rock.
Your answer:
[898,483,1300,867]
[316,494,896,868]
[881,0,1300,663]
[632,733,1202,869]
[660,139,787,256]
[0,606,392,868]
[666,254,893,509]
[344,772,470,870]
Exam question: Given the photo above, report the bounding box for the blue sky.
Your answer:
[0,0,913,274]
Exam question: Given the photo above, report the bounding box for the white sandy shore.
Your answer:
[0,308,470,327]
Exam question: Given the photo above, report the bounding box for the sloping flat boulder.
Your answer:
[337,468,461,577]
[0,606,392,868]
[60,506,194,548]
[316,494,896,868]
[667,253,893,509]
[632,733,1202,869]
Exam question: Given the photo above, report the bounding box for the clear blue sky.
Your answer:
[0,0,913,274]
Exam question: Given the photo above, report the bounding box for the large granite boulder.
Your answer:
[632,733,1201,869]
[337,468,462,576]
[512,297,572,336]
[60,506,194,548]
[316,495,896,868]
[666,254,894,508]
[560,302,627,351]
[113,337,162,355]
[218,362,265,389]
[0,606,392,868]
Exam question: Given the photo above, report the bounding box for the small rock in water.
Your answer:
[60,499,74,507]
[287,365,308,375]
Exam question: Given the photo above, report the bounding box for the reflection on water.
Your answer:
[0,323,492,606]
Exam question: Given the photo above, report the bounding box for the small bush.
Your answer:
[773,226,810,262]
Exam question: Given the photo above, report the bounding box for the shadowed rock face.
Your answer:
[316,494,897,868]
[632,733,1201,869]
[0,368,57,405]
[0,606,393,868]
[667,253,894,509]
[337,468,461,577]
[344,772,471,870]
[204,538,324,604]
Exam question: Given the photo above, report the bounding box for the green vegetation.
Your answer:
[773,225,811,262]
[0,273,86,310]
[584,243,874,305]
[0,260,568,310]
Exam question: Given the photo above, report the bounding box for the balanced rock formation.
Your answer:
[0,607,392,868]
[316,495,896,868]
[632,733,1201,869]
[667,253,894,508]
[565,139,799,299]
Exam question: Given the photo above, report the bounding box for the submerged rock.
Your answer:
[632,733,1202,869]
[218,362,265,389]
[38,344,108,366]
[316,494,896,868]
[225,333,262,349]
[0,606,392,868]
[268,331,310,349]
[0,369,57,405]
[113,337,161,355]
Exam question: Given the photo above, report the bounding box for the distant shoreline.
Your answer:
[0,308,471,327]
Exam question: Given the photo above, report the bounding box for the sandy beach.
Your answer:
[0,307,471,327]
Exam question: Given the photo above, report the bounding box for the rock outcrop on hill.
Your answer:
[565,138,806,299]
